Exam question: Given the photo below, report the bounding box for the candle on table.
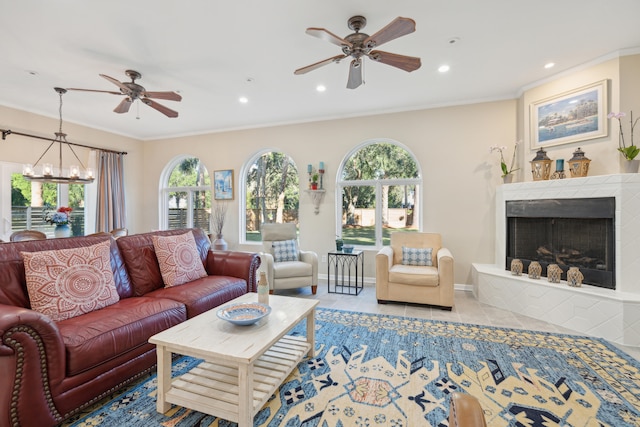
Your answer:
[319,161,324,170]
[307,164,312,173]
[556,159,564,171]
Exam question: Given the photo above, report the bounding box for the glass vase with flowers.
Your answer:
[45,206,73,237]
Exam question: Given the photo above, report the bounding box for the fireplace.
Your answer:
[505,197,615,289]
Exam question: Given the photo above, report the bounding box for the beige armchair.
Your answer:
[260,223,318,294]
[376,232,454,309]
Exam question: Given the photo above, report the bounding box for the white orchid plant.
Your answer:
[489,141,520,177]
[608,111,639,160]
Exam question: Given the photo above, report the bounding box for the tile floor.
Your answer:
[276,282,640,362]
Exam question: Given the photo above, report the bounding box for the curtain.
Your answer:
[95,151,126,232]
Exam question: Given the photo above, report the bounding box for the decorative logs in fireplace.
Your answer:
[535,244,604,270]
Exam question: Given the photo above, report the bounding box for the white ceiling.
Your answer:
[1,0,639,141]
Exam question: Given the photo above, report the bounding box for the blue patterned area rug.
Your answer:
[64,308,640,427]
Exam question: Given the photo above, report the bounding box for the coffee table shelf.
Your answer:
[164,335,310,419]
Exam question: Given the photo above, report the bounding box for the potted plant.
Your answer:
[211,201,228,250]
[311,173,319,190]
[609,111,640,172]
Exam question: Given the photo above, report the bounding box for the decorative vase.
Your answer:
[311,182,318,190]
[528,261,542,279]
[566,266,583,287]
[336,239,344,251]
[510,259,523,276]
[503,174,514,184]
[621,158,640,173]
[54,224,71,238]
[213,234,228,250]
[547,264,562,283]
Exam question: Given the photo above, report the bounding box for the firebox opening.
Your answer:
[506,197,615,289]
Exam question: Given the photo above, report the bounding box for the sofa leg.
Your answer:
[311,285,317,295]
[377,300,388,304]
[269,290,274,295]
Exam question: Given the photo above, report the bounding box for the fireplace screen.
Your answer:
[506,198,615,289]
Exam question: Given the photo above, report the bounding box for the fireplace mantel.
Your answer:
[473,174,640,347]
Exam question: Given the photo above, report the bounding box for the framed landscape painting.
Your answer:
[214,169,234,200]
[529,79,608,149]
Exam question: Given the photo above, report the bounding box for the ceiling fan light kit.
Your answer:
[67,69,182,118]
[294,15,422,89]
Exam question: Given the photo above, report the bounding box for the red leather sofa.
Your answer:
[0,228,260,427]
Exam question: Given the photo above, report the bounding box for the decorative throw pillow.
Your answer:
[272,239,299,262]
[402,246,433,266]
[152,231,208,287]
[21,239,119,322]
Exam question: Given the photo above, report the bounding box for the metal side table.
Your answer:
[328,250,364,295]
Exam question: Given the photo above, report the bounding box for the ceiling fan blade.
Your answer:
[141,98,179,118]
[113,97,133,114]
[294,54,347,75]
[99,74,129,92]
[363,17,416,49]
[143,91,182,102]
[346,59,363,89]
[368,50,422,72]
[305,28,353,48]
[66,88,122,95]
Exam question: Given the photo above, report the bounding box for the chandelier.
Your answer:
[22,87,94,184]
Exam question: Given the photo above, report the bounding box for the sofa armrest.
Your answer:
[375,246,394,300]
[299,250,318,284]
[437,247,454,286]
[205,251,261,293]
[449,392,487,427]
[0,304,67,426]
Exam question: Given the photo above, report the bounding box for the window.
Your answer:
[337,140,421,248]
[160,157,211,232]
[6,167,88,239]
[242,150,299,242]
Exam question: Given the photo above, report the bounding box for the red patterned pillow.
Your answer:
[21,239,119,322]
[152,231,207,287]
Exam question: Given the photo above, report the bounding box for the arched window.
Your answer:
[241,150,299,242]
[160,156,211,232]
[337,140,421,248]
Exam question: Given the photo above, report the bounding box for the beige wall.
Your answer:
[1,53,637,285]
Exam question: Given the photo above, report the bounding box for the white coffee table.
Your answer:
[149,293,318,427]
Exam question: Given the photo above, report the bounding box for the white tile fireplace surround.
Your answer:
[473,174,640,347]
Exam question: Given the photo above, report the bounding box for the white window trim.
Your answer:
[335,138,423,250]
[159,155,211,231]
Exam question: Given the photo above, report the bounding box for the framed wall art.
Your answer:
[214,169,234,200]
[529,79,608,149]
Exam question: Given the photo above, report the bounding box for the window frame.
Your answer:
[336,139,422,250]
[240,148,300,245]
[159,155,212,231]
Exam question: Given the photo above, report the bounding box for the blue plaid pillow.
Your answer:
[401,246,433,266]
[272,239,299,262]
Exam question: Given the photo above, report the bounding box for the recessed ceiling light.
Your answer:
[316,85,326,92]
[239,96,248,104]
[438,65,450,73]
[447,37,461,45]
[544,62,555,69]
[26,70,38,76]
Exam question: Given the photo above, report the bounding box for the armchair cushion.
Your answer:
[273,261,313,279]
[272,239,299,262]
[402,246,433,266]
[389,264,439,286]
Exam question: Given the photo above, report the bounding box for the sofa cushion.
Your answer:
[274,261,312,279]
[402,246,433,266]
[152,231,208,287]
[146,275,247,318]
[117,228,211,296]
[272,239,299,262]
[21,240,120,321]
[58,296,186,376]
[389,264,439,286]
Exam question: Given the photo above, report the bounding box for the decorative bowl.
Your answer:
[343,244,354,254]
[217,302,271,326]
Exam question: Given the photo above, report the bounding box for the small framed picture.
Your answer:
[529,79,608,149]
[214,169,234,200]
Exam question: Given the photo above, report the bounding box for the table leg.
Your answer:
[237,362,254,427]
[156,345,172,413]
[307,309,316,357]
